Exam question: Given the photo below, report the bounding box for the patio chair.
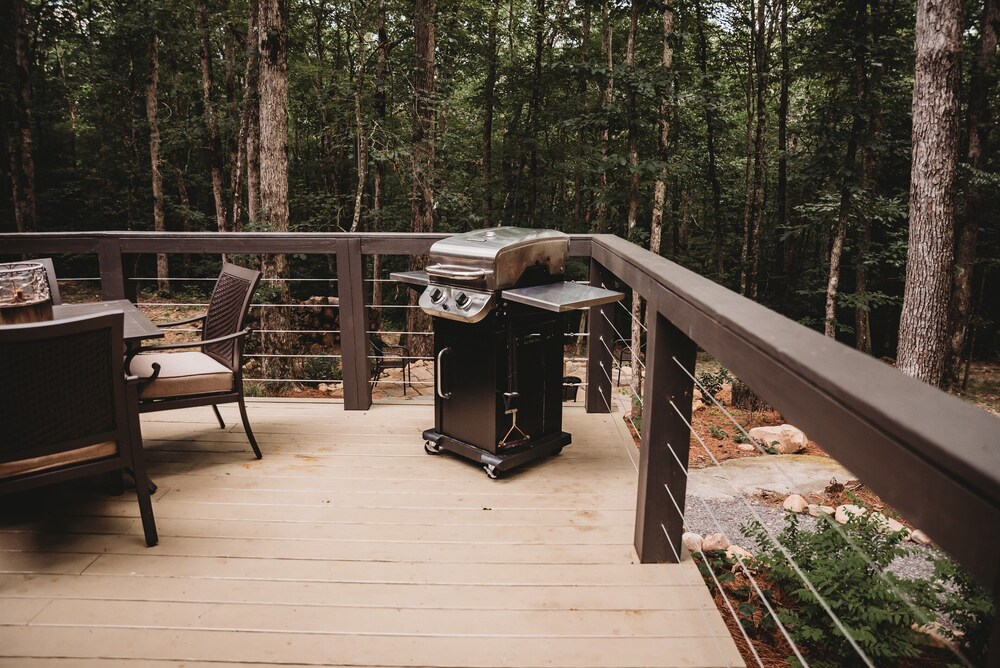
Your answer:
[0,312,157,546]
[614,337,645,387]
[126,263,263,459]
[370,332,411,395]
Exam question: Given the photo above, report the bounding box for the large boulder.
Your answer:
[782,494,809,513]
[702,533,730,552]
[748,424,808,454]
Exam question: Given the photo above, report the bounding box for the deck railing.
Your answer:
[3,230,998,659]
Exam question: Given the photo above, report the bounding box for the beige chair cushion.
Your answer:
[132,351,234,399]
[0,442,118,478]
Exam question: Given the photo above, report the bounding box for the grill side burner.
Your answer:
[391,227,622,478]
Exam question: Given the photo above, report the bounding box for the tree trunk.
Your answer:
[198,0,229,233]
[746,0,769,300]
[371,0,388,319]
[406,0,436,359]
[145,31,169,292]
[775,0,789,299]
[258,0,293,386]
[595,0,613,232]
[350,2,369,233]
[944,0,998,388]
[897,0,963,386]
[483,0,499,228]
[246,0,262,226]
[824,0,866,339]
[231,1,258,232]
[694,0,722,281]
[573,2,591,228]
[625,0,639,238]
[649,0,673,258]
[526,0,545,226]
[9,0,36,232]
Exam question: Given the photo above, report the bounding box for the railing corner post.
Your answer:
[634,304,697,564]
[337,238,372,411]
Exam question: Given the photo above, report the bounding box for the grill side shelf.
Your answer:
[389,270,429,286]
[501,282,623,313]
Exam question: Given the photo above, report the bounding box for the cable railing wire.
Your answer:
[667,394,874,667]
[675,356,975,667]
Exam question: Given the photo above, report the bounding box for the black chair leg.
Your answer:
[238,394,262,459]
[129,461,158,547]
[211,404,226,429]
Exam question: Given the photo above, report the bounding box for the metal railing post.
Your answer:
[97,237,127,300]
[634,302,697,563]
[336,238,372,410]
[586,258,615,414]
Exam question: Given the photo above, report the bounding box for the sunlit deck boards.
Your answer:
[0,399,743,668]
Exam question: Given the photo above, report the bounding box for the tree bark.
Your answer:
[897,0,963,386]
[406,0,436,358]
[9,0,36,232]
[145,30,169,292]
[649,0,673,260]
[746,0,769,300]
[246,0,262,226]
[198,0,229,233]
[944,0,998,388]
[258,0,293,384]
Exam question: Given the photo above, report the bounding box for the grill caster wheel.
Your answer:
[424,440,442,455]
[484,464,500,480]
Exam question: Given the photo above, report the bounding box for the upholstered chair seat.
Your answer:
[130,352,233,399]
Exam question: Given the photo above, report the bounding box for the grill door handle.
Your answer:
[426,265,488,282]
[436,347,453,399]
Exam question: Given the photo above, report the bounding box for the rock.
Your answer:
[692,399,705,412]
[782,494,809,513]
[726,545,754,564]
[910,529,933,545]
[737,442,757,452]
[693,388,703,401]
[682,532,704,555]
[807,504,835,517]
[317,383,329,393]
[702,533,730,552]
[835,504,867,524]
[870,512,910,537]
[747,424,807,454]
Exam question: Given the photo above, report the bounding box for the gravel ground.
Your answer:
[683,497,937,582]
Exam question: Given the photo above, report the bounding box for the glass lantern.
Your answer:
[0,262,53,325]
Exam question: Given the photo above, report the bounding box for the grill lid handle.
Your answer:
[426,264,488,282]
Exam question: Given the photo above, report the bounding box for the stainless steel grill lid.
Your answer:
[427,227,569,292]
[391,227,621,323]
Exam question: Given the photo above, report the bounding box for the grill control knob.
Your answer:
[455,292,471,309]
[429,287,444,303]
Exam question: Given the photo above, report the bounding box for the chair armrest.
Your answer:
[381,343,409,356]
[154,313,206,328]
[126,328,251,375]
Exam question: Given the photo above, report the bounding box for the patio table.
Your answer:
[52,300,163,349]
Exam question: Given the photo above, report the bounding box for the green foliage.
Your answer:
[300,356,342,386]
[696,367,731,400]
[708,425,728,440]
[738,507,994,667]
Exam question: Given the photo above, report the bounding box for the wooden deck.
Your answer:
[0,399,743,667]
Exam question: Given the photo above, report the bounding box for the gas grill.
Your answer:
[392,228,622,478]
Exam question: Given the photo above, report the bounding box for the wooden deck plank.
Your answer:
[0,627,743,667]
[0,574,714,611]
[0,400,743,667]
